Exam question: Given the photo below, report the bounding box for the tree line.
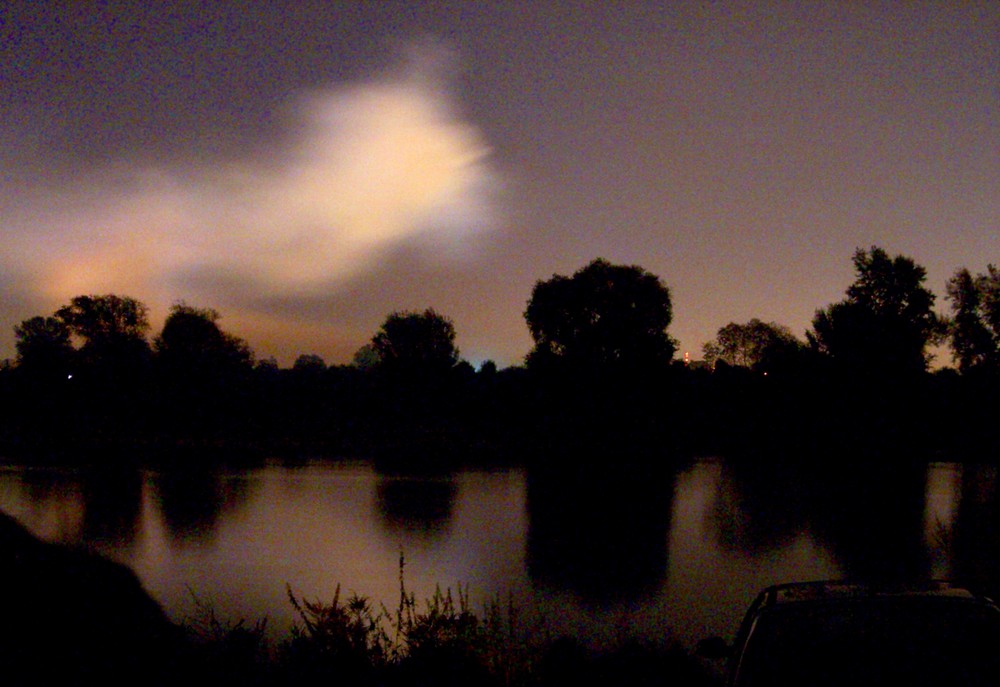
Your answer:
[1,248,997,464]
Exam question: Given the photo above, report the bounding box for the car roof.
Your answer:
[753,580,991,609]
[729,581,1000,685]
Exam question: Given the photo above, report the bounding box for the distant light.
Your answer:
[67,374,73,380]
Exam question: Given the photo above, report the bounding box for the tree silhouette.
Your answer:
[808,247,942,377]
[56,294,149,346]
[43,295,154,439]
[153,304,254,442]
[702,319,802,371]
[360,309,467,464]
[351,343,380,371]
[292,353,327,373]
[524,258,676,372]
[55,294,152,378]
[154,303,253,377]
[14,315,75,379]
[11,315,78,443]
[370,308,459,375]
[946,265,1000,372]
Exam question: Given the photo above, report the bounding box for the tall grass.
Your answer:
[279,552,528,685]
[182,553,714,686]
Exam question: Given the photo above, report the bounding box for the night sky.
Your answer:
[2,2,997,367]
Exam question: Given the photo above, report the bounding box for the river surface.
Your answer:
[1,458,997,650]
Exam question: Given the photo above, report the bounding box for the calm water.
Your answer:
[0,458,996,649]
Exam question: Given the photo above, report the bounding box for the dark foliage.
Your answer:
[808,247,942,378]
[371,308,459,376]
[1,246,999,463]
[56,293,153,380]
[153,303,255,443]
[946,265,1000,373]
[525,258,676,373]
[702,319,804,372]
[14,315,75,379]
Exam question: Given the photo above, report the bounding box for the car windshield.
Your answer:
[734,598,1000,687]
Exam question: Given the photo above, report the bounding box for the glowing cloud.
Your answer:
[3,43,498,309]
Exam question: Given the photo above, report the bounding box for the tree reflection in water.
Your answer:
[953,464,1000,595]
[718,458,931,582]
[79,467,143,548]
[808,462,929,582]
[375,475,457,545]
[526,459,675,606]
[3,458,1000,650]
[152,469,253,546]
[713,461,811,557]
[10,466,143,549]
